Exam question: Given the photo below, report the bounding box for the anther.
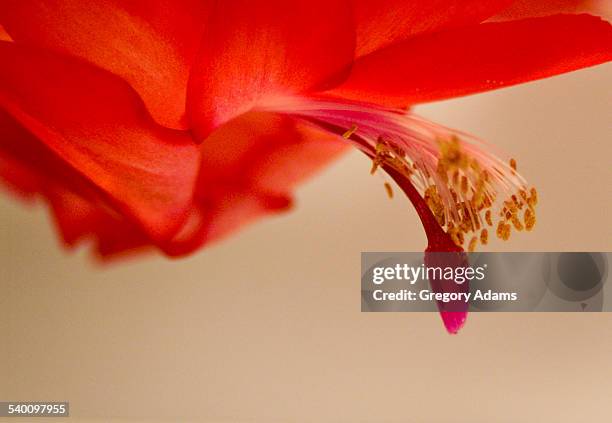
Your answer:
[384,182,394,199]
[468,237,478,252]
[461,176,468,194]
[342,125,358,139]
[524,208,536,231]
[510,158,517,171]
[480,229,488,245]
[528,187,538,207]
[511,215,524,231]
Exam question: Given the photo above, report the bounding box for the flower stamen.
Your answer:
[262,96,538,250]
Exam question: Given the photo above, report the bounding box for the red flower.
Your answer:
[1,1,610,332]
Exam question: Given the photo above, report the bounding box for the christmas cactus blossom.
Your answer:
[1,1,610,332]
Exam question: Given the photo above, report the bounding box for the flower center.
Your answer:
[261,96,538,252]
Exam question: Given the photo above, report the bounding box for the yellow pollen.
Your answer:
[509,158,517,171]
[449,228,461,247]
[528,187,538,207]
[384,182,394,199]
[457,231,465,246]
[480,228,488,245]
[503,226,511,241]
[496,221,511,241]
[370,160,379,175]
[461,176,468,194]
[524,208,536,231]
[434,144,535,249]
[371,138,414,177]
[342,125,358,139]
[356,129,539,252]
[438,136,462,167]
[468,236,478,252]
[452,170,460,186]
[511,214,524,231]
[496,221,504,238]
[424,186,446,227]
[505,200,518,213]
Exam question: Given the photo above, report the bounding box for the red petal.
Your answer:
[0,111,151,257]
[2,105,345,258]
[163,112,348,256]
[0,0,211,129]
[47,188,151,259]
[0,108,97,202]
[490,0,611,21]
[186,0,355,140]
[354,0,512,56]
[0,24,11,42]
[0,151,40,201]
[0,42,200,244]
[328,14,612,106]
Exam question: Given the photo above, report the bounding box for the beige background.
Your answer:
[1,63,611,422]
